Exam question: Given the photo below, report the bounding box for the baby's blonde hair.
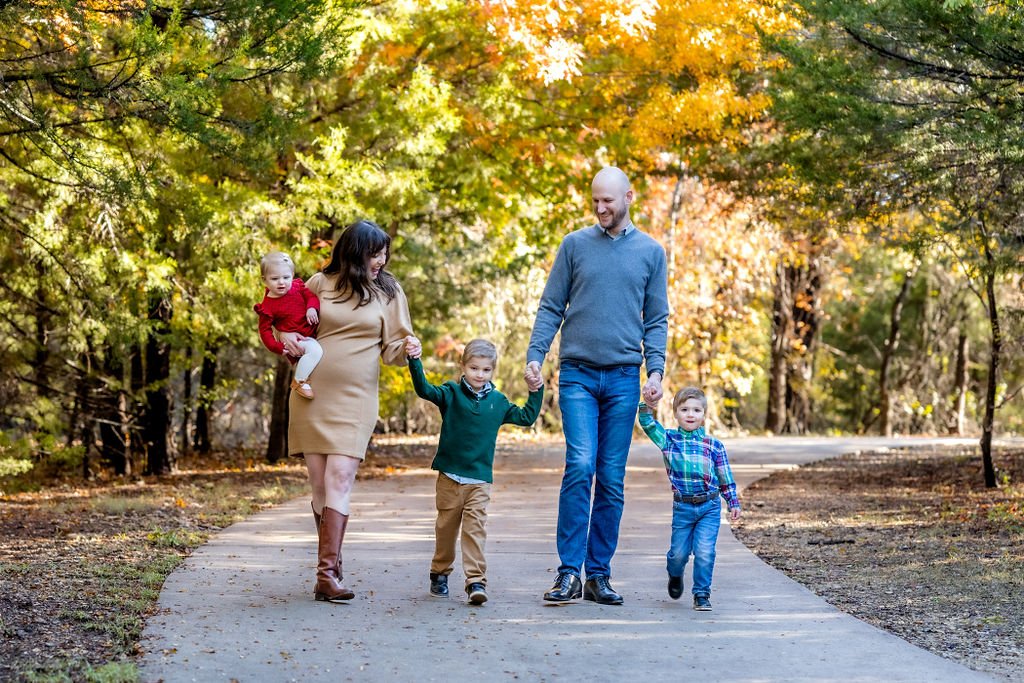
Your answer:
[260,251,295,277]
[672,386,707,412]
[461,339,498,364]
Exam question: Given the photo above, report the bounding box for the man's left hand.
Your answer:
[642,373,663,405]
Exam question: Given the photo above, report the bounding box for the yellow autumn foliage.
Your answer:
[477,0,796,155]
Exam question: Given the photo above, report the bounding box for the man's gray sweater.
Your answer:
[527,224,669,377]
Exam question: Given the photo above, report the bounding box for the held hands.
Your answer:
[524,361,543,392]
[405,335,422,359]
[306,307,319,325]
[642,373,663,406]
[279,331,305,357]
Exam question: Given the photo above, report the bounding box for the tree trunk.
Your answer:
[784,260,822,435]
[879,270,914,437]
[98,371,130,476]
[765,260,791,434]
[662,175,685,385]
[667,176,684,283]
[785,371,811,434]
[950,332,969,436]
[69,362,92,478]
[980,246,999,488]
[142,296,173,475]
[67,374,84,450]
[65,373,84,475]
[34,263,50,391]
[180,345,194,458]
[194,347,217,454]
[79,392,95,480]
[129,344,144,467]
[266,355,292,462]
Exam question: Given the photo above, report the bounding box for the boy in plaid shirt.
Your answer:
[638,386,740,611]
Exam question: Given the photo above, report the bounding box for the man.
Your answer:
[525,166,669,605]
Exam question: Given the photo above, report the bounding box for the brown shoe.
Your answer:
[314,507,354,602]
[291,378,314,399]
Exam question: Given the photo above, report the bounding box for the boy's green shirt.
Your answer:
[408,357,543,483]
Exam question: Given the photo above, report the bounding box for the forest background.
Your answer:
[2,0,1023,491]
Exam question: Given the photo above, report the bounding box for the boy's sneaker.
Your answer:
[693,594,712,611]
[466,582,488,605]
[429,573,449,598]
[667,575,683,600]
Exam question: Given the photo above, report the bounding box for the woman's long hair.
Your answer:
[321,219,399,306]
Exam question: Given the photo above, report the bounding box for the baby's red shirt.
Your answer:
[253,278,319,355]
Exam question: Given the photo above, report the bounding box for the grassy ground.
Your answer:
[0,439,436,683]
[733,446,1024,682]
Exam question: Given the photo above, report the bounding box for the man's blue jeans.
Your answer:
[666,496,722,596]
[556,362,640,578]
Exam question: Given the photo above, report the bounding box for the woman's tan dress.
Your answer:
[288,272,413,459]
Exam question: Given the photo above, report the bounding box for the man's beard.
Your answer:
[600,205,628,230]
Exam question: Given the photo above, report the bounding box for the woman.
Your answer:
[282,219,414,602]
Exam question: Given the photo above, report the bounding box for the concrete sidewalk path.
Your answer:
[139,436,995,682]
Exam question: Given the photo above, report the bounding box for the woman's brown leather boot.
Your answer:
[312,503,345,576]
[314,506,354,602]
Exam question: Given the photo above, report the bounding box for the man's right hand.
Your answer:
[524,361,543,391]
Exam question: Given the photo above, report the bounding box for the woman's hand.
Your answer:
[405,335,422,359]
[279,331,305,357]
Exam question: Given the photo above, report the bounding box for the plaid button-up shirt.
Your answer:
[638,404,740,510]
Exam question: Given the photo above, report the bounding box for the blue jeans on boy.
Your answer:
[667,496,722,596]
[556,362,640,579]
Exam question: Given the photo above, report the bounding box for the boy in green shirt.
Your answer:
[406,336,543,605]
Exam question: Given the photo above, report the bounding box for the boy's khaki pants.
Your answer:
[431,473,491,587]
